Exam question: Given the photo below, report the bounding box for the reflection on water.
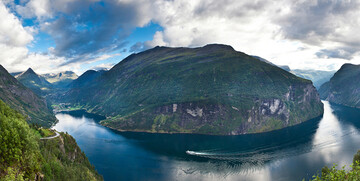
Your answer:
[53,101,360,181]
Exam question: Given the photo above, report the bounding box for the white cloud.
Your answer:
[3,0,360,75]
[85,54,121,64]
[0,2,33,46]
[0,1,65,74]
[0,1,123,75]
[88,63,115,71]
[142,0,360,71]
[16,0,52,19]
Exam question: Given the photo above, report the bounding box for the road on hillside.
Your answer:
[40,131,60,140]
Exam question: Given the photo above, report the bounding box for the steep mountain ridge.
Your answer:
[63,44,323,135]
[16,68,53,95]
[319,63,360,107]
[0,65,57,127]
[68,70,105,88]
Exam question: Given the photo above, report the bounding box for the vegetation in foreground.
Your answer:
[0,100,102,181]
[309,150,360,181]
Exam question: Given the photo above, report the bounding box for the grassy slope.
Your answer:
[0,65,57,127]
[65,44,323,134]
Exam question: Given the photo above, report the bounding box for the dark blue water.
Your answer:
[53,101,360,180]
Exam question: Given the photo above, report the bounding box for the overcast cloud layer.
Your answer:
[1,0,360,74]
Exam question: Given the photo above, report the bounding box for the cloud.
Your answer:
[17,0,154,59]
[316,48,357,60]
[129,42,146,53]
[3,0,360,75]
[275,0,360,59]
[277,0,360,42]
[0,2,33,46]
[0,1,71,74]
[89,63,115,71]
[139,0,360,71]
[60,53,121,66]
[1,0,140,74]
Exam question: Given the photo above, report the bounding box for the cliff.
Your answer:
[319,63,360,108]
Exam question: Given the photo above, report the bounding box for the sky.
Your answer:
[1,0,360,75]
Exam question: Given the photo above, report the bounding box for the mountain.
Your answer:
[0,100,102,180]
[10,71,22,77]
[68,70,105,88]
[319,63,360,108]
[252,56,290,71]
[251,56,335,89]
[291,69,336,89]
[42,71,78,88]
[64,44,323,135]
[16,68,53,95]
[0,65,56,127]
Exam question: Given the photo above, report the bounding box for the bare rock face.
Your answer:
[102,83,323,135]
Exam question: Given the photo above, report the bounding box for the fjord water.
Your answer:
[53,101,360,180]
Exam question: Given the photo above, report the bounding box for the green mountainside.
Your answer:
[42,71,78,88]
[0,100,102,181]
[0,65,56,127]
[319,63,360,107]
[68,70,105,88]
[63,44,323,135]
[291,69,335,89]
[16,68,53,96]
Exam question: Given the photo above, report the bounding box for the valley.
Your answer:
[2,44,360,180]
[2,1,360,180]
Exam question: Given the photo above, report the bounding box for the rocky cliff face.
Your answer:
[102,83,322,135]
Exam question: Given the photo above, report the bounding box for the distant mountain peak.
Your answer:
[0,66,56,127]
[25,68,36,74]
[202,44,235,51]
[0,64,6,72]
[17,67,52,95]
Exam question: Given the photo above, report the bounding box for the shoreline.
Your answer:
[100,114,324,137]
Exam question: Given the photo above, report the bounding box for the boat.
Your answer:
[186,150,197,155]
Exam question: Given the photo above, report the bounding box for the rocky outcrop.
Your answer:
[102,83,323,135]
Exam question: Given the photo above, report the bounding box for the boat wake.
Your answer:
[186,150,214,156]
